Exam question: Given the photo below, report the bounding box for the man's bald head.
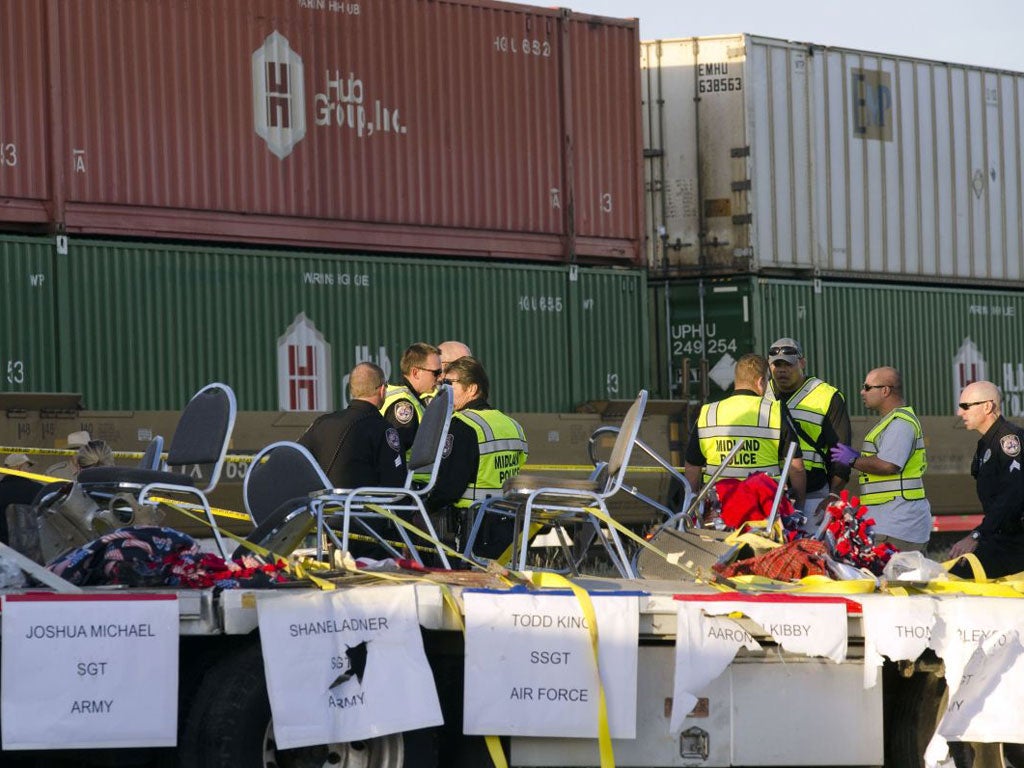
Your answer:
[439,341,472,373]
[961,379,1001,409]
[349,362,386,401]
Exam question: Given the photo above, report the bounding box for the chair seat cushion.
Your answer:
[77,466,197,488]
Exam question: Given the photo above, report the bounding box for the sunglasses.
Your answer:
[861,383,890,391]
[768,345,800,357]
[418,367,442,378]
[959,400,992,411]
[442,378,461,386]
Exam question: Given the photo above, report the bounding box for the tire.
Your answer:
[883,658,948,767]
[179,640,419,768]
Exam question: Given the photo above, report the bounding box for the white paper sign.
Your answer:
[672,602,761,733]
[1,593,179,749]
[860,594,937,688]
[671,596,848,733]
[922,598,1024,765]
[463,591,639,738]
[258,584,442,750]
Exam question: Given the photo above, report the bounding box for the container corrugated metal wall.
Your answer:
[0,236,59,393]
[653,276,1024,418]
[643,35,1024,285]
[0,1,51,222]
[28,0,641,263]
[52,238,647,411]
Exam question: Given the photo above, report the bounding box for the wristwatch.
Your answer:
[970,530,981,541]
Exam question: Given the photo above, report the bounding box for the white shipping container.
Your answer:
[642,34,1024,285]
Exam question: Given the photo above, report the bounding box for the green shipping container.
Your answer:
[0,236,59,395]
[44,238,647,412]
[651,276,1024,418]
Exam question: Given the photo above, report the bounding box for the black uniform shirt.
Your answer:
[298,400,406,489]
[973,415,1024,537]
[428,397,488,510]
[381,377,424,453]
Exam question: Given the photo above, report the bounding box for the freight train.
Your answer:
[4,1,1024,531]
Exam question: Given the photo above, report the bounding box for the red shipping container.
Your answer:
[0,1,52,223]
[38,0,642,263]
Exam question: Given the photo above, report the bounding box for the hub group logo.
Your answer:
[252,31,307,159]
[253,30,409,159]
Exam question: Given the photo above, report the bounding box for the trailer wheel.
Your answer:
[883,659,947,767]
[180,641,416,768]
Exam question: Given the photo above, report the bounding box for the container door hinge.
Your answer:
[730,146,750,158]
[732,213,753,225]
[731,179,752,191]
[55,235,68,255]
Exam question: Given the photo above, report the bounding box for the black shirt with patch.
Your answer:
[973,416,1024,537]
[298,400,406,489]
[382,378,425,453]
[952,415,1024,579]
[428,397,489,511]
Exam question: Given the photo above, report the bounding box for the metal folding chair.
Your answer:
[72,382,237,556]
[314,384,455,568]
[464,390,649,578]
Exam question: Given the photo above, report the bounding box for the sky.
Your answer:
[564,0,1024,73]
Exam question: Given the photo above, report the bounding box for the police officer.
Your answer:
[766,337,851,525]
[381,343,443,454]
[298,362,405,489]
[830,367,931,552]
[684,352,806,508]
[948,380,1024,578]
[429,356,528,549]
[423,341,473,406]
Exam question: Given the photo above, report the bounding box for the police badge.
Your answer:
[394,401,415,425]
[385,428,401,453]
[1000,433,1021,457]
[442,434,455,458]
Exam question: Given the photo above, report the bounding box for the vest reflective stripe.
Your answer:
[696,394,782,482]
[858,406,928,505]
[769,377,837,470]
[453,409,529,507]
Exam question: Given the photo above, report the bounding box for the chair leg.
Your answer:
[201,500,229,559]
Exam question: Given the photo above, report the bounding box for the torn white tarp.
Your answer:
[672,596,848,733]
[859,593,937,688]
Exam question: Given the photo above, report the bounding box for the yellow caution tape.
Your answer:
[530,572,614,768]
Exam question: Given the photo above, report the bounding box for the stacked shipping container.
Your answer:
[642,35,1024,284]
[1,0,643,264]
[2,235,646,412]
[643,35,1024,415]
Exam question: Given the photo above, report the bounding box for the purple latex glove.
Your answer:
[830,443,860,467]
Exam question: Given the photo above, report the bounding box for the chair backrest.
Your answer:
[165,382,237,493]
[602,389,648,498]
[138,435,164,470]
[243,441,331,527]
[405,383,453,493]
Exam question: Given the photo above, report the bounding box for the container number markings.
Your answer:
[494,36,551,57]
[673,338,737,355]
[518,296,563,312]
[0,143,16,167]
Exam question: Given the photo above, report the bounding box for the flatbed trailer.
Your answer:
[2,569,1009,768]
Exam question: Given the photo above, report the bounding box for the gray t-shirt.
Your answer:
[864,416,932,544]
